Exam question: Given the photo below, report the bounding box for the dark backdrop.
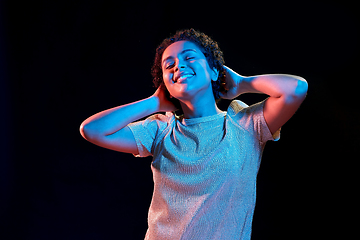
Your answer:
[1,0,359,239]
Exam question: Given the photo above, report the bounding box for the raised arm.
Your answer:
[80,86,176,154]
[220,66,308,134]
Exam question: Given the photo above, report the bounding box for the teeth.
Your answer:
[178,74,193,81]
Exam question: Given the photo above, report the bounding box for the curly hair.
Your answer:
[151,29,226,106]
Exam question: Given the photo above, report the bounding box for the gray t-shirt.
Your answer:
[128,99,280,240]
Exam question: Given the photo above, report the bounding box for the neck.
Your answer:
[180,97,222,119]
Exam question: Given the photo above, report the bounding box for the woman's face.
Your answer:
[161,40,218,102]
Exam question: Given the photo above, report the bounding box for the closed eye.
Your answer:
[165,62,175,69]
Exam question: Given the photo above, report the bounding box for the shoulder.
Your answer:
[227,99,266,122]
[126,112,176,157]
[128,112,175,134]
[227,99,268,125]
[227,99,267,117]
[146,112,175,124]
[227,99,278,142]
[227,99,250,116]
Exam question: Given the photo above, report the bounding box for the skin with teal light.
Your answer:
[79,31,308,239]
[80,37,308,157]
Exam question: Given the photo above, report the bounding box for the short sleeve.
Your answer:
[228,99,280,143]
[127,113,172,157]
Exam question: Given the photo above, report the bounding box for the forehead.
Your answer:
[162,40,203,60]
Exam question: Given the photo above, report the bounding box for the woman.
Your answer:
[80,29,308,240]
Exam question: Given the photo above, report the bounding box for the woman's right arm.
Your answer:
[79,86,176,155]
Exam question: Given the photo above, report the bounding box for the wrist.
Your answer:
[239,76,262,94]
[236,75,248,95]
[145,95,161,114]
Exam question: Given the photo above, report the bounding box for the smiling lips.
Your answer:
[173,72,195,83]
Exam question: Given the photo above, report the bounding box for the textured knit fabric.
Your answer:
[127,99,280,240]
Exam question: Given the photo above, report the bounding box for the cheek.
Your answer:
[193,62,212,80]
[194,59,209,71]
[163,71,173,84]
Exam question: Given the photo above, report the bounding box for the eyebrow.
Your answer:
[162,49,197,66]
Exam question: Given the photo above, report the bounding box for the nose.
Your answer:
[174,59,186,72]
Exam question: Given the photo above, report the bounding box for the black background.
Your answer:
[1,0,359,239]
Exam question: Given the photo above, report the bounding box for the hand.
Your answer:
[219,66,245,100]
[151,85,178,112]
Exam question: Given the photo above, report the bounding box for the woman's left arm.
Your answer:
[220,66,308,134]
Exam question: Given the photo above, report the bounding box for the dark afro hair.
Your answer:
[151,28,226,102]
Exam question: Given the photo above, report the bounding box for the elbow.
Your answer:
[294,78,308,97]
[79,122,96,141]
[288,77,308,99]
[80,121,108,144]
[79,122,89,140]
[283,77,308,103]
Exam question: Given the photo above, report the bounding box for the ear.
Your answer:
[211,67,219,82]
